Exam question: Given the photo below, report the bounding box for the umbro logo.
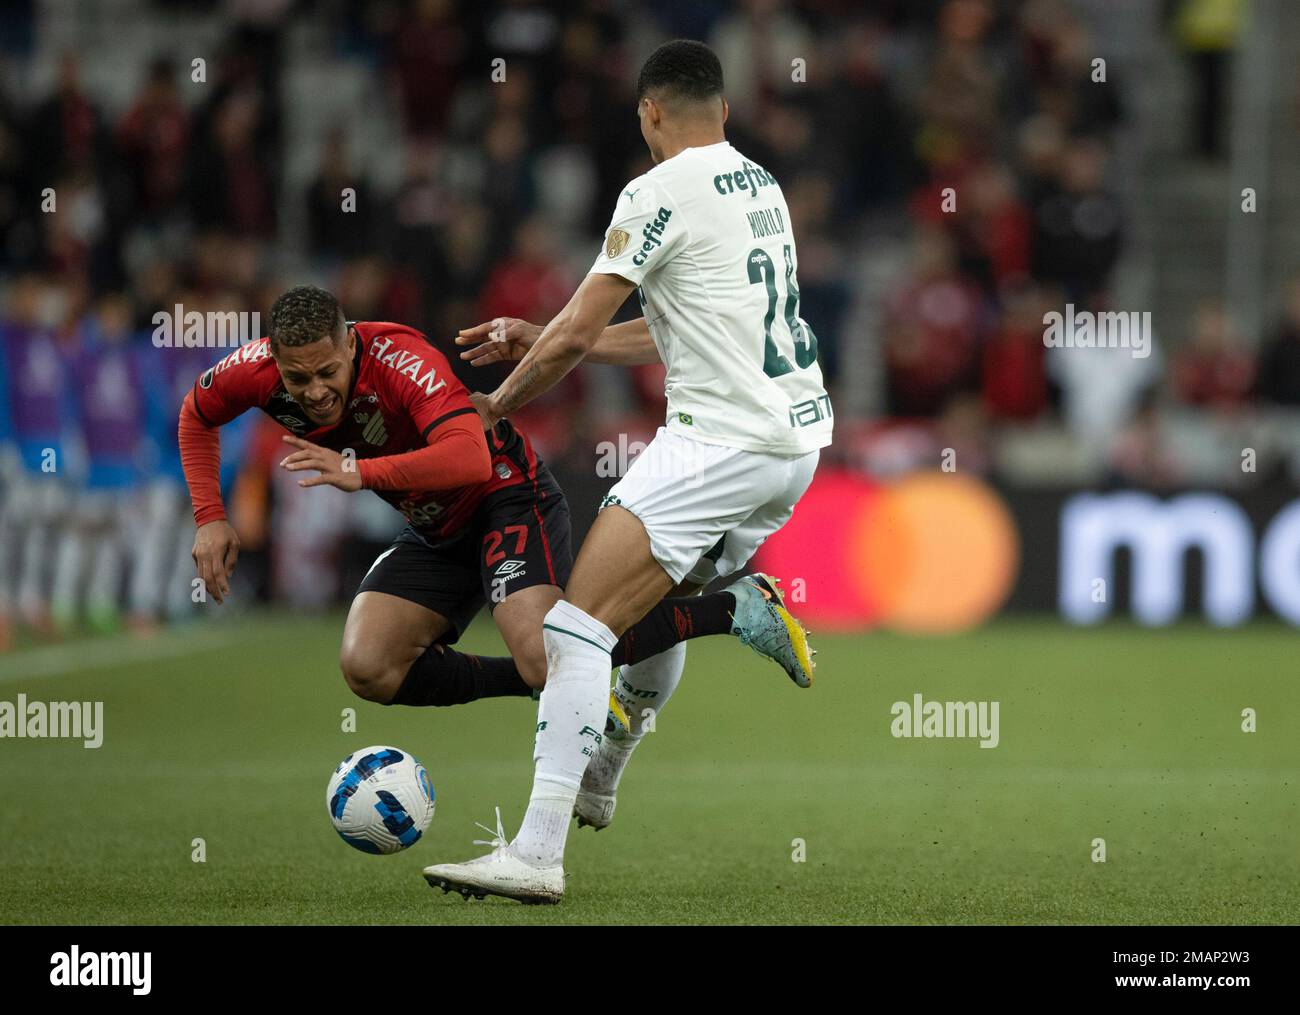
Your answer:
[494,559,526,578]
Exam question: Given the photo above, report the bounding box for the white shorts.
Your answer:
[602,427,819,585]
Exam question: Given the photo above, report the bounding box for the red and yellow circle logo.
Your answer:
[754,470,1019,633]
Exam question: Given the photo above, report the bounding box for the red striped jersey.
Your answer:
[189,321,542,542]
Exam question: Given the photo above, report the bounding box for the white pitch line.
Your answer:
[0,629,239,683]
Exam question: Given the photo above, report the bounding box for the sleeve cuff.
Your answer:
[194,505,228,527]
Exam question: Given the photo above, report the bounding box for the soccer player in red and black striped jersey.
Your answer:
[178,285,798,711]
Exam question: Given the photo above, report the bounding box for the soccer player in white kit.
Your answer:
[424,39,833,903]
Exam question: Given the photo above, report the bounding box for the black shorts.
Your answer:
[355,469,573,645]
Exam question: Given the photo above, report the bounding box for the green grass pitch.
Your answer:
[0,614,1296,924]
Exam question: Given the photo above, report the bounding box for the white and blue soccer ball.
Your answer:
[326,746,436,855]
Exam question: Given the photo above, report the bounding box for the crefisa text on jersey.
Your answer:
[712,159,777,197]
[631,207,673,267]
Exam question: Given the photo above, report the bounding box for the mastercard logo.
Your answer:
[754,470,1019,633]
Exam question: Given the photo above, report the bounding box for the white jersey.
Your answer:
[589,140,833,456]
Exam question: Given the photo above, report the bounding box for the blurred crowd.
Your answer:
[0,0,1296,644]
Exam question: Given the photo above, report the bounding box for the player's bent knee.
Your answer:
[514,645,548,691]
[339,646,404,704]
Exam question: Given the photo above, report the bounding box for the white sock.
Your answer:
[513,600,616,867]
[587,643,688,795]
[617,642,687,737]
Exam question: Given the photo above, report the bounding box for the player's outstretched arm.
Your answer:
[191,520,240,605]
[588,318,661,365]
[178,391,239,604]
[475,272,637,427]
[456,315,660,367]
[279,418,491,494]
[454,318,541,366]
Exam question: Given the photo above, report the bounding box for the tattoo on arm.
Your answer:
[495,363,543,416]
[488,273,634,413]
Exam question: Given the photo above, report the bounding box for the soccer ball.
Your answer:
[326,746,436,855]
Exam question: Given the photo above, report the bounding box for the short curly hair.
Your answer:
[268,285,346,352]
[636,39,724,105]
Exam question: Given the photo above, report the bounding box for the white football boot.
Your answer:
[422,807,564,905]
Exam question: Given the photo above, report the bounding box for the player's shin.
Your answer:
[617,640,686,738]
[589,641,687,797]
[388,645,533,706]
[612,592,734,665]
[513,600,616,867]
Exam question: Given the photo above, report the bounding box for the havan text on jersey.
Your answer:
[367,334,448,397]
